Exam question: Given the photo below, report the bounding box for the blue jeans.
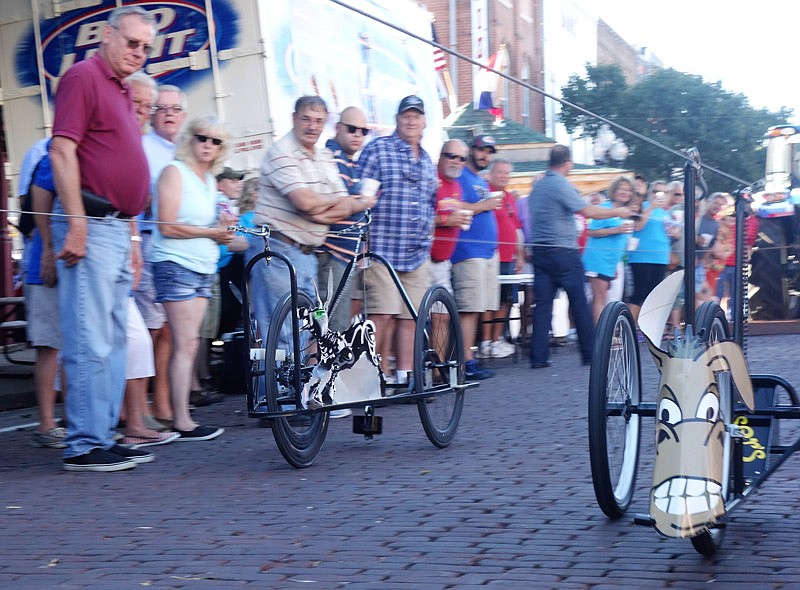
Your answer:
[244,235,319,343]
[52,208,131,458]
[530,246,594,365]
[716,265,737,317]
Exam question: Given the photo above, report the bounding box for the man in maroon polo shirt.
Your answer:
[49,5,156,472]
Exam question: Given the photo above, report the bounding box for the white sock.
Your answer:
[395,369,409,384]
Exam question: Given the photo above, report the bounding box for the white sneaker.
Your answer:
[478,341,493,359]
[490,340,515,358]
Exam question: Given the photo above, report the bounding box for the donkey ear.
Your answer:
[325,268,334,311]
[310,277,323,309]
[639,270,684,346]
[706,342,755,412]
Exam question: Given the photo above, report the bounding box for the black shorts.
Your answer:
[629,262,667,306]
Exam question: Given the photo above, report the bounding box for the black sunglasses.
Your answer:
[195,134,223,146]
[443,152,467,162]
[113,26,153,54]
[341,123,369,137]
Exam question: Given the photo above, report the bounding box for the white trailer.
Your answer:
[0,0,443,197]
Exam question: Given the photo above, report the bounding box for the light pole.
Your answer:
[593,123,629,167]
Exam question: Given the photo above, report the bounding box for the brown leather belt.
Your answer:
[271,231,317,255]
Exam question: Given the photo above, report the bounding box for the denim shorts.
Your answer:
[153,260,214,302]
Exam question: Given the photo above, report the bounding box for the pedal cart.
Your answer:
[236,219,476,469]
[587,157,800,556]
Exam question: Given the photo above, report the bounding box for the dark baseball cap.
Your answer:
[216,167,245,181]
[397,95,425,114]
[471,135,497,153]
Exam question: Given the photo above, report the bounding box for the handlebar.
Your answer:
[227,209,372,239]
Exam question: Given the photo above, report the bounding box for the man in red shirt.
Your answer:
[50,5,156,472]
[483,158,524,358]
[430,139,472,290]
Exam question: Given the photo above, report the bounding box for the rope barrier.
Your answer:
[1,207,782,255]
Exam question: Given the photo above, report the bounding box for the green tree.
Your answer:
[560,65,793,191]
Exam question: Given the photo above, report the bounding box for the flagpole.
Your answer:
[442,70,456,113]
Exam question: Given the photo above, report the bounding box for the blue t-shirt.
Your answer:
[627,202,671,265]
[451,167,498,263]
[582,202,627,277]
[23,147,56,285]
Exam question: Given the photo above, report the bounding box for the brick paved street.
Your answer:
[2,335,800,589]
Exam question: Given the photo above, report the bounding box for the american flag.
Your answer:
[431,23,447,71]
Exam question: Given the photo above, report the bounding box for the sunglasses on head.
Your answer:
[340,123,369,137]
[443,152,467,162]
[194,134,223,146]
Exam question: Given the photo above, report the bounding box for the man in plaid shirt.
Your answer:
[357,95,438,385]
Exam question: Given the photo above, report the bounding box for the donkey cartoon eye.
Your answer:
[658,398,682,425]
[695,391,719,422]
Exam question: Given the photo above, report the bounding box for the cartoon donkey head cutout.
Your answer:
[638,271,754,538]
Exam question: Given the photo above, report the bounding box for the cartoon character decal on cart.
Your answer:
[298,278,386,410]
[638,271,755,538]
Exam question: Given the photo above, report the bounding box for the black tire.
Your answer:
[691,302,733,556]
[414,286,465,448]
[264,292,329,468]
[695,301,731,343]
[588,301,642,519]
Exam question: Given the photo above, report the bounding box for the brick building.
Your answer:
[597,18,637,85]
[424,0,546,134]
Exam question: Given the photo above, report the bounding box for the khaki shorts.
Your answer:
[363,260,430,319]
[429,259,453,294]
[452,254,500,313]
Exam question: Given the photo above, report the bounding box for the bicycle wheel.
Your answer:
[414,286,465,448]
[691,301,733,556]
[264,291,329,468]
[588,301,642,519]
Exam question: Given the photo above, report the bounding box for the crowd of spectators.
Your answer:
[14,9,756,472]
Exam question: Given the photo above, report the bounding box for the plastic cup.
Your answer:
[489,191,503,200]
[622,219,634,232]
[627,237,639,251]
[700,233,713,247]
[459,209,473,231]
[361,178,381,197]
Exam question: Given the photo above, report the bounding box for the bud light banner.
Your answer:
[14,0,239,97]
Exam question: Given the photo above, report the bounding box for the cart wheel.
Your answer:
[414,286,465,448]
[588,301,642,519]
[264,292,328,468]
[691,301,733,556]
[695,300,731,343]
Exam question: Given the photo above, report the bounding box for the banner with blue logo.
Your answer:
[14,0,239,97]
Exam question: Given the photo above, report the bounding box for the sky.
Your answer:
[596,0,800,122]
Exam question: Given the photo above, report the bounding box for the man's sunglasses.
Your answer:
[443,152,467,162]
[194,134,223,146]
[341,123,369,137]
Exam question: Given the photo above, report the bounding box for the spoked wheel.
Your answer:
[414,286,465,448]
[264,292,329,468]
[588,301,642,519]
[691,301,733,556]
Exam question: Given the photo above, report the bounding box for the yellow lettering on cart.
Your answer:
[734,415,767,462]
